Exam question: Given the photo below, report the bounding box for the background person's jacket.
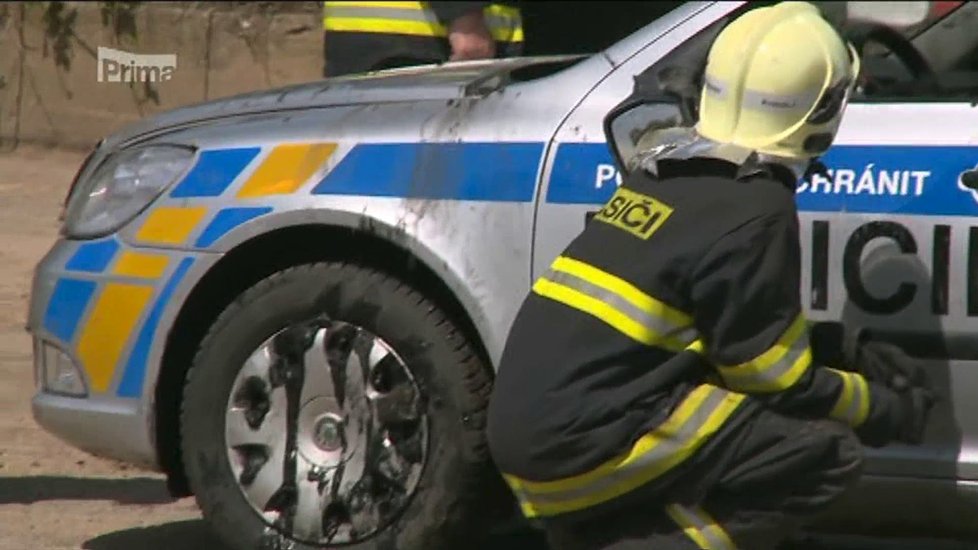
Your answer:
[322,1,523,77]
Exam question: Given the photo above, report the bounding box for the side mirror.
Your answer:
[605,102,685,176]
[603,64,703,175]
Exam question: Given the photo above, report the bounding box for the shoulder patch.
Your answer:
[595,187,673,240]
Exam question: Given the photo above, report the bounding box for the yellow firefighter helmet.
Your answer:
[696,1,861,159]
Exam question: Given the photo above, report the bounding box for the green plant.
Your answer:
[38,1,141,72]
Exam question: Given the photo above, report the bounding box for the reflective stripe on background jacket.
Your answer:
[323,1,523,77]
[486,158,905,519]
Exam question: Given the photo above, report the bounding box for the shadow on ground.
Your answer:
[83,520,228,550]
[74,516,978,550]
[0,476,176,505]
[81,519,550,550]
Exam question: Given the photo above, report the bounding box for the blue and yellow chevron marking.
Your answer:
[134,206,209,246]
[43,279,97,343]
[170,148,261,198]
[65,239,120,272]
[113,251,170,279]
[50,140,553,397]
[195,207,274,247]
[134,142,339,247]
[237,143,337,198]
[117,257,194,397]
[311,142,544,201]
[76,283,155,392]
[45,244,173,394]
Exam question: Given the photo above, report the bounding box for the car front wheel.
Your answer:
[180,262,500,549]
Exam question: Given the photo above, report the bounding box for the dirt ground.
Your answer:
[0,145,224,550]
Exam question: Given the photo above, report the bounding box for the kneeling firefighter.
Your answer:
[486,3,935,549]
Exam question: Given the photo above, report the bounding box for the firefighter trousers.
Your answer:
[542,406,864,550]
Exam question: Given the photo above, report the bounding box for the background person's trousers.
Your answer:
[542,407,865,550]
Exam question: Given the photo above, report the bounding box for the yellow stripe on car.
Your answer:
[112,251,169,279]
[135,206,207,246]
[237,143,337,198]
[76,283,154,393]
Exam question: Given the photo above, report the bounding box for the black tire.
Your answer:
[181,262,506,550]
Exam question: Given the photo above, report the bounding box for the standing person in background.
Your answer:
[322,1,523,77]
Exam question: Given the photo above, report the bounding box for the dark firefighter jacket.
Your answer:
[486,158,906,519]
[322,1,523,77]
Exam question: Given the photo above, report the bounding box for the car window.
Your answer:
[811,1,978,101]
[816,1,961,37]
[607,0,977,169]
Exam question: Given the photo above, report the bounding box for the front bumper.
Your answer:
[28,237,213,467]
[32,392,157,468]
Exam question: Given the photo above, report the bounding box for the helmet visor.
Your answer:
[807,42,861,125]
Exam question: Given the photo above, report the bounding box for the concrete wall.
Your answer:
[0,2,324,151]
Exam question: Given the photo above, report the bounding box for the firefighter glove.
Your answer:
[851,340,932,394]
[856,384,936,448]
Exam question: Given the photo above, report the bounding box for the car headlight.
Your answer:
[62,145,195,238]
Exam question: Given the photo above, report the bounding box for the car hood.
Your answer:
[105,55,588,148]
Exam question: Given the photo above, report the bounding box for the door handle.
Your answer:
[960,169,978,190]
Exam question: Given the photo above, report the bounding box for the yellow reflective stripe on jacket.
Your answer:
[532,256,698,351]
[827,368,871,427]
[502,384,746,518]
[665,503,738,550]
[714,314,812,393]
[323,2,524,43]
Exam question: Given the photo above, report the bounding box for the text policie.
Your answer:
[807,220,978,318]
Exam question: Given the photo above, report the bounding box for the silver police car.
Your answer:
[27,1,978,548]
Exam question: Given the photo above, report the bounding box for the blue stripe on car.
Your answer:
[64,239,120,273]
[43,279,97,343]
[170,147,262,198]
[195,207,274,248]
[117,257,194,397]
[545,143,619,205]
[545,142,978,216]
[312,142,544,202]
[796,145,978,216]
